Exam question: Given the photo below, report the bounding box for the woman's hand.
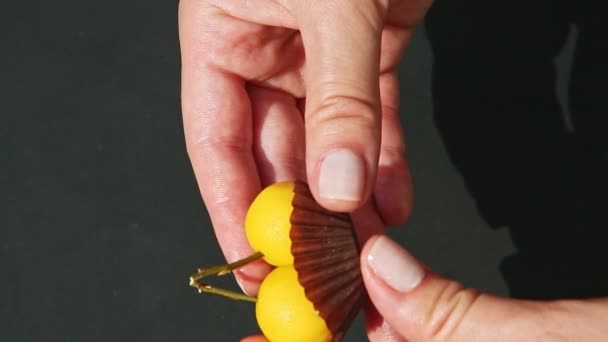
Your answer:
[358,235,608,341]
[244,234,608,341]
[178,0,430,295]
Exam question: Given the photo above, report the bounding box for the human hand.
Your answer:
[243,234,608,341]
[179,0,431,295]
[355,234,608,341]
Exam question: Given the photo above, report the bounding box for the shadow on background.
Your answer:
[425,0,608,299]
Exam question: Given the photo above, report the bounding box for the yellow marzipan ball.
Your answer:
[256,266,331,342]
[245,181,295,266]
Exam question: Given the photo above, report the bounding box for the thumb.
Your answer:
[291,0,387,212]
[361,235,551,341]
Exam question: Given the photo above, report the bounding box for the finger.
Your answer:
[211,0,297,29]
[365,295,407,342]
[240,335,268,342]
[375,72,413,226]
[291,0,387,212]
[249,85,306,186]
[349,202,405,341]
[179,2,270,295]
[361,235,549,341]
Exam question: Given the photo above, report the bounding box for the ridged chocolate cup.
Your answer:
[290,180,363,342]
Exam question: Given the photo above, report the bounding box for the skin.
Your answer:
[179,0,423,296]
[178,0,608,340]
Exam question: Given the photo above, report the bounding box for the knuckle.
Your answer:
[307,93,380,137]
[425,282,482,340]
[381,102,400,120]
[185,134,249,160]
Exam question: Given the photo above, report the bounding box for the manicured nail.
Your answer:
[318,149,365,201]
[367,236,424,292]
[235,276,250,296]
[234,262,270,296]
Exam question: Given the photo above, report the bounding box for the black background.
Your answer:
[2,1,606,341]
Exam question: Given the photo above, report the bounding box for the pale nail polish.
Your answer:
[235,276,250,296]
[367,236,424,292]
[318,149,365,201]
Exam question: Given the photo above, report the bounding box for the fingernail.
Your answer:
[319,149,365,201]
[234,261,270,296]
[235,276,250,296]
[367,236,424,292]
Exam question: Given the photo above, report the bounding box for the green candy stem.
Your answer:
[189,251,264,303]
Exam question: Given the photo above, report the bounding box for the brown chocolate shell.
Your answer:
[290,180,363,342]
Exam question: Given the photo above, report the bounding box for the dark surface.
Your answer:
[2,0,606,341]
[426,0,608,299]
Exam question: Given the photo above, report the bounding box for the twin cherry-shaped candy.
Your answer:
[190,181,363,342]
